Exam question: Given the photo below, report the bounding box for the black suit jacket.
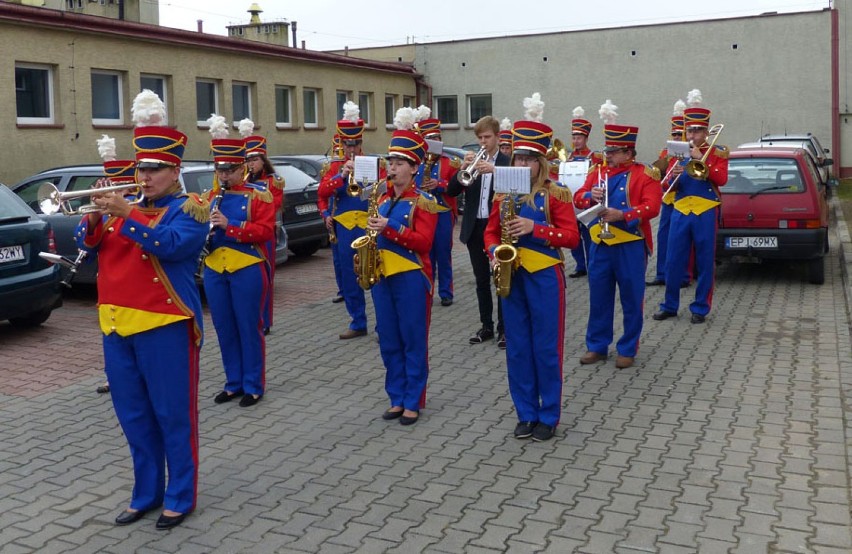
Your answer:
[447,151,510,244]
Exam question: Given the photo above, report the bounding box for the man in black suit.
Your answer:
[447,116,510,348]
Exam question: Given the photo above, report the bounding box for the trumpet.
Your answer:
[346,170,360,197]
[685,123,724,180]
[597,170,615,240]
[37,182,142,216]
[457,147,489,186]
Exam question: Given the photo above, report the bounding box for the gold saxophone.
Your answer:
[493,195,519,298]
[351,180,384,290]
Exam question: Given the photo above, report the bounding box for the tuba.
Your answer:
[351,180,384,289]
[492,194,519,298]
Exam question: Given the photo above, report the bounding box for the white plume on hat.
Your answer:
[238,118,255,138]
[131,89,166,127]
[500,117,512,131]
[415,105,431,122]
[97,134,116,162]
[599,100,618,124]
[342,100,360,122]
[673,99,686,116]
[207,114,229,139]
[572,106,585,119]
[686,89,703,107]
[393,107,417,130]
[522,93,545,122]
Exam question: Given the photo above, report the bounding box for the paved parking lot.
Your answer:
[1,212,851,553]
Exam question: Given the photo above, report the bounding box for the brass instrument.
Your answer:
[457,147,489,186]
[37,182,142,215]
[545,138,569,173]
[421,151,440,189]
[492,194,519,298]
[685,123,724,180]
[344,160,362,197]
[597,169,615,240]
[327,197,338,244]
[38,249,87,288]
[351,179,385,290]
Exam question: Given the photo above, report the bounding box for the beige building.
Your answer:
[1,2,419,183]
[4,0,158,24]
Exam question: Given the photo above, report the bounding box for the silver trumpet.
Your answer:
[37,182,143,216]
[598,172,615,240]
[457,147,489,186]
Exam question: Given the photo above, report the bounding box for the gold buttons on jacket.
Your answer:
[166,298,173,304]
[129,227,136,232]
[153,277,159,283]
[141,254,149,260]
[108,227,114,233]
[154,241,160,246]
[143,232,148,238]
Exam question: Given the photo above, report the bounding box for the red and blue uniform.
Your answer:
[415,155,458,301]
[484,183,579,428]
[567,148,603,274]
[575,163,662,358]
[256,172,284,331]
[659,144,728,317]
[75,188,209,515]
[203,182,276,397]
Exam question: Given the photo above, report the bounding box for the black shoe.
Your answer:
[568,270,587,278]
[214,390,243,404]
[645,278,665,286]
[652,311,677,321]
[399,412,419,426]
[263,327,271,336]
[332,295,345,304]
[239,394,262,407]
[532,424,555,442]
[690,313,706,324]
[115,508,149,526]
[514,421,536,439]
[382,408,404,420]
[497,333,506,349]
[469,327,495,344]
[155,512,187,530]
[96,384,111,394]
[440,297,453,307]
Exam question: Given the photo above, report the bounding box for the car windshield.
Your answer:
[725,158,805,195]
[273,165,317,189]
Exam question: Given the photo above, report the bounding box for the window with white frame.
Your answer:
[140,74,168,124]
[336,91,350,119]
[232,82,253,122]
[434,96,458,125]
[303,88,319,128]
[196,79,219,124]
[275,85,293,127]
[384,95,396,126]
[91,70,124,125]
[15,63,55,124]
[468,94,492,126]
[358,92,372,125]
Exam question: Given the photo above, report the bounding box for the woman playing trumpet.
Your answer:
[484,95,579,442]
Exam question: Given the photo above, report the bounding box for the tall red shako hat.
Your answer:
[511,92,553,157]
[97,134,136,184]
[207,113,245,169]
[683,88,711,130]
[132,90,187,168]
[598,99,638,152]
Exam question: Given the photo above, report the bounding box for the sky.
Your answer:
[157,0,832,51]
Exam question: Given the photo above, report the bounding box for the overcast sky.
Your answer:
[158,0,831,51]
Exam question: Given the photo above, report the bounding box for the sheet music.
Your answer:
[424,139,443,156]
[666,140,691,159]
[359,180,387,201]
[353,156,379,182]
[493,167,531,195]
[558,160,590,195]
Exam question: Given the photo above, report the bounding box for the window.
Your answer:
[232,82,253,122]
[385,95,396,126]
[403,96,414,108]
[15,63,54,124]
[358,92,372,125]
[196,79,219,124]
[140,74,168,124]
[336,91,350,119]
[467,94,492,126]
[91,70,124,125]
[275,85,293,127]
[303,88,319,128]
[435,96,458,125]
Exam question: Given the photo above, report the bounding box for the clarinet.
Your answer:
[197,187,226,279]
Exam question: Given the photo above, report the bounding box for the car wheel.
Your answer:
[290,241,321,257]
[9,308,53,327]
[807,257,825,285]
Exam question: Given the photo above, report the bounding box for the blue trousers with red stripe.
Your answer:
[334,222,367,331]
[331,239,344,297]
[204,263,267,396]
[430,211,455,300]
[104,321,199,514]
[570,223,592,273]
[503,265,566,427]
[586,240,647,357]
[371,270,431,411]
[661,207,718,317]
[653,203,674,282]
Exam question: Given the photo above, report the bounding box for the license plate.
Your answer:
[0,245,25,263]
[725,236,778,249]
[295,204,318,215]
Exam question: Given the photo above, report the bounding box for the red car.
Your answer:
[716,147,830,284]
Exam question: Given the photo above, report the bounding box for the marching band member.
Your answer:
[204,114,276,407]
[484,93,579,442]
[242,119,285,334]
[499,118,513,158]
[574,100,661,369]
[653,89,728,324]
[317,133,345,304]
[566,107,604,279]
[414,106,459,307]
[371,121,439,426]
[76,91,208,529]
[447,116,510,348]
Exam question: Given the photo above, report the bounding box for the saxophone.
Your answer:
[492,194,519,298]
[351,180,384,290]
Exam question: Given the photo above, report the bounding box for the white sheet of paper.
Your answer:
[353,156,379,182]
[558,160,590,194]
[424,139,443,156]
[666,140,691,159]
[493,167,531,194]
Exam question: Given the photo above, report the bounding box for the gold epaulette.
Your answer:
[547,181,573,203]
[181,193,211,223]
[253,188,274,204]
[320,161,330,178]
[379,158,387,170]
[273,175,286,190]
[645,165,662,181]
[449,156,462,170]
[713,145,729,159]
[415,192,445,214]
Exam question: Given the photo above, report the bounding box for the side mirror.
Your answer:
[827,178,839,187]
[823,158,834,167]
